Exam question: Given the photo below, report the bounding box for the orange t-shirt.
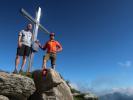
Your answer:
[43,40,62,53]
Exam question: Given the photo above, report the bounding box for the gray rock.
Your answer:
[32,69,62,92]
[0,72,36,100]
[0,95,9,100]
[30,68,73,100]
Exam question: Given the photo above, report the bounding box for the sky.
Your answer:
[0,0,133,93]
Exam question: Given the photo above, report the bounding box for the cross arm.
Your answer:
[20,8,50,34]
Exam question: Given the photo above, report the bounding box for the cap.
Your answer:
[50,32,55,36]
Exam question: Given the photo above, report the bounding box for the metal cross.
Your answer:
[20,7,50,73]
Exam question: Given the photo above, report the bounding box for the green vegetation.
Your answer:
[71,88,81,94]
[74,96,84,100]
[74,94,85,100]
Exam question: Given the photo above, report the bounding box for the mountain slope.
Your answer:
[99,92,133,100]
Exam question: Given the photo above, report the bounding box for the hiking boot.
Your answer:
[13,69,18,74]
[19,69,24,74]
[26,72,31,77]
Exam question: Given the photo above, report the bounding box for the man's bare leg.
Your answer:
[51,56,56,70]
[14,55,20,73]
[20,55,26,73]
[42,59,47,70]
[42,59,47,76]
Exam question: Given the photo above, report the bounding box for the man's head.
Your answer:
[27,24,32,30]
[50,32,55,40]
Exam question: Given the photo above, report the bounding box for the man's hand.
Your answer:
[56,48,62,52]
[35,40,40,45]
[35,40,42,49]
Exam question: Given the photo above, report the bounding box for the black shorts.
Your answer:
[17,45,31,56]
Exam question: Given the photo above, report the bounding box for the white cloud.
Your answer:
[69,81,133,97]
[118,61,132,68]
[69,82,79,90]
[94,87,133,96]
[112,87,133,96]
[87,87,133,97]
[69,82,93,93]
[69,76,121,94]
[90,76,120,90]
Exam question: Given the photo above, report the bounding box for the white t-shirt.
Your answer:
[19,30,32,47]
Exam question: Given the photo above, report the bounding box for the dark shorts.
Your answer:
[17,45,31,56]
[43,53,56,65]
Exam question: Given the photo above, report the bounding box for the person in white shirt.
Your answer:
[13,24,33,74]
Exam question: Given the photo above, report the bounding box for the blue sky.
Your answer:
[0,0,133,93]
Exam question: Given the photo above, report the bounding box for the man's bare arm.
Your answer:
[18,32,22,48]
[56,42,63,52]
[35,40,46,50]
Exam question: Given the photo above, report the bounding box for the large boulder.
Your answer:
[0,95,9,100]
[29,68,74,100]
[0,72,36,100]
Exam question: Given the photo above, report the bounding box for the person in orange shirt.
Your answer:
[36,32,62,72]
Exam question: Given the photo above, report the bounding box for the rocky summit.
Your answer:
[0,69,74,100]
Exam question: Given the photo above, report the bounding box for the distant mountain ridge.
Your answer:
[0,69,9,73]
[99,92,133,100]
